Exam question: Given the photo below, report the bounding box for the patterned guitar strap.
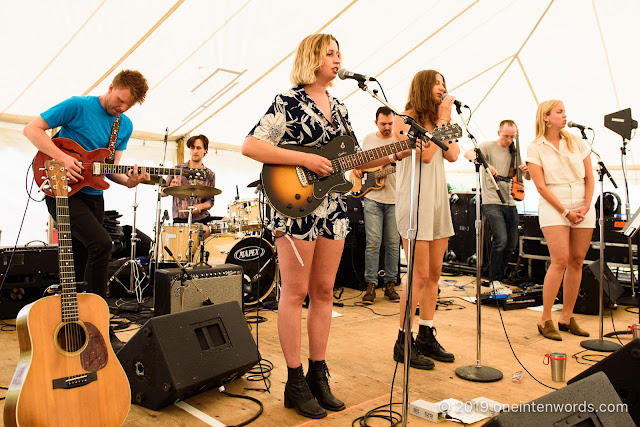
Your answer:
[105,114,120,164]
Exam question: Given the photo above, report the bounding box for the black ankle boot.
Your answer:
[305,360,346,411]
[393,330,434,370]
[415,325,454,362]
[109,326,125,353]
[284,365,326,419]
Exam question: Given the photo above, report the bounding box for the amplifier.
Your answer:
[154,264,243,316]
[0,245,59,286]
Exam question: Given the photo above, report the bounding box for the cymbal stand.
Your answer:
[108,186,148,303]
[186,204,196,265]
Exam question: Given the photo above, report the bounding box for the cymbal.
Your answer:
[141,176,165,186]
[247,179,261,188]
[165,184,222,198]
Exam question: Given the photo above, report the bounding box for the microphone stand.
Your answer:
[164,246,213,309]
[353,81,447,426]
[151,128,170,289]
[454,105,503,383]
[579,129,622,352]
[617,137,639,308]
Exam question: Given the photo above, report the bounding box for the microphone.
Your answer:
[442,93,467,109]
[164,127,168,145]
[567,121,592,130]
[236,185,240,201]
[162,209,169,222]
[338,68,376,83]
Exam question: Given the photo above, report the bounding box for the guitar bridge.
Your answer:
[295,167,309,187]
[52,371,98,389]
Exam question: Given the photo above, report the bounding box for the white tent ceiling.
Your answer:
[2,0,638,152]
[1,0,639,246]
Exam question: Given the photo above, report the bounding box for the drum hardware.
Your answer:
[164,184,222,199]
[163,246,213,311]
[108,186,149,303]
[193,225,209,267]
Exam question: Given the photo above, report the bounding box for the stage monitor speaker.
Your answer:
[154,264,243,316]
[117,302,259,410]
[568,338,640,425]
[483,371,633,426]
[573,260,624,315]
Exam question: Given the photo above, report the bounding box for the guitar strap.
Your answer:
[105,114,121,164]
[336,109,359,147]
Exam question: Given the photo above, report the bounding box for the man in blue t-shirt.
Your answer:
[24,70,149,319]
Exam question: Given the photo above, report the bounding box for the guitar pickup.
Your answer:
[92,162,101,175]
[295,167,309,187]
[52,371,97,389]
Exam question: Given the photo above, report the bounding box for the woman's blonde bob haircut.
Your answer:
[535,99,575,152]
[291,34,339,87]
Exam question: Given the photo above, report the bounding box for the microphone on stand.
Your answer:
[442,93,468,109]
[235,185,240,201]
[338,68,376,83]
[567,121,592,130]
[162,210,169,222]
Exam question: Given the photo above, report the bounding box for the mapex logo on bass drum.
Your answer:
[234,246,266,262]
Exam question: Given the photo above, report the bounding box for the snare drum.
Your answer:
[228,198,263,232]
[195,234,278,305]
[159,223,200,262]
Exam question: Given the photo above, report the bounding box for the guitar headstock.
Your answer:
[183,168,208,181]
[44,160,69,197]
[432,123,463,142]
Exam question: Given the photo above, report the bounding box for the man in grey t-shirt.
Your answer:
[464,120,530,286]
[353,107,400,303]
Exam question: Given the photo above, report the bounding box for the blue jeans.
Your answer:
[363,198,400,283]
[483,204,519,282]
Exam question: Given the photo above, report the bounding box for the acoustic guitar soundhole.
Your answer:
[56,322,87,353]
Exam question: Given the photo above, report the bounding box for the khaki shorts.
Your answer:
[538,181,596,229]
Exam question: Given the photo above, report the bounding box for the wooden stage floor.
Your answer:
[1,274,637,426]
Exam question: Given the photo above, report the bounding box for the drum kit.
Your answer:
[121,178,279,307]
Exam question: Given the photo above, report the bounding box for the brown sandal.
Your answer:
[538,320,562,341]
[558,317,590,337]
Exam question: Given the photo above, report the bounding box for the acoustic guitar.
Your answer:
[348,165,396,198]
[261,124,462,218]
[33,137,207,198]
[4,160,130,427]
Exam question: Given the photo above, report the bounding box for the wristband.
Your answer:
[562,209,570,217]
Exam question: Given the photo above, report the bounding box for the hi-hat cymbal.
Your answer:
[165,184,222,198]
[142,176,165,186]
[247,179,261,188]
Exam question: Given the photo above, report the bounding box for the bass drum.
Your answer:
[196,235,278,306]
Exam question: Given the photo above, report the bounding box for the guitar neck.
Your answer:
[338,140,413,171]
[55,196,79,323]
[373,166,396,178]
[97,164,184,177]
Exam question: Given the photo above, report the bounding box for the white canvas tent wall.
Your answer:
[1,0,639,246]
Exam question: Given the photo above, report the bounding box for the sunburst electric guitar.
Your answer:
[349,165,396,198]
[4,160,130,427]
[33,137,207,197]
[261,124,462,218]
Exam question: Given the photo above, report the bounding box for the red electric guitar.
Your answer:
[33,137,206,197]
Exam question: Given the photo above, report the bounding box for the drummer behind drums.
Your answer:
[162,134,216,238]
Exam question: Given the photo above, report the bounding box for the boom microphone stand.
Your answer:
[454,106,504,383]
[578,129,622,352]
[352,80,450,426]
[617,137,639,307]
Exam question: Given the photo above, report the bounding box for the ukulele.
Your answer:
[261,124,462,218]
[4,160,130,427]
[33,137,206,197]
[509,133,525,201]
